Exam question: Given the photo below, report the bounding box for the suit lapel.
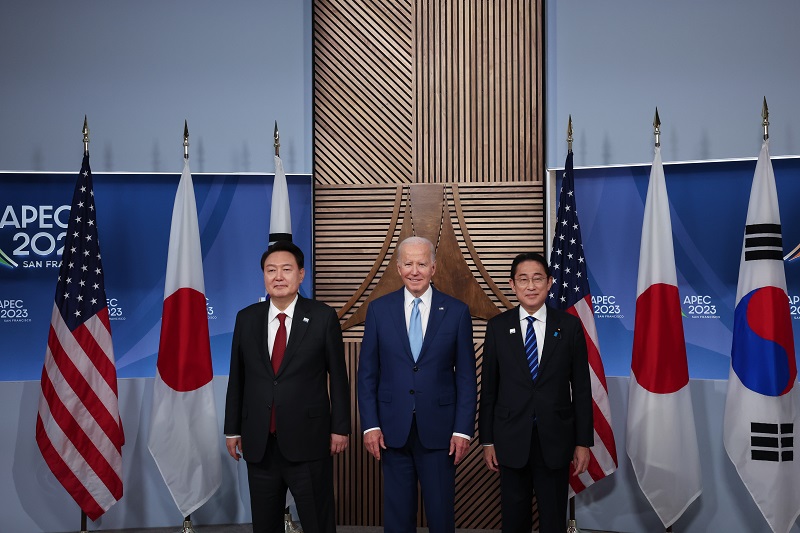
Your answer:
[388,289,415,361]
[276,296,311,376]
[539,307,561,377]
[418,288,446,362]
[258,303,275,376]
[506,307,532,378]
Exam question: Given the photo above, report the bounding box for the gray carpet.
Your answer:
[83,526,614,533]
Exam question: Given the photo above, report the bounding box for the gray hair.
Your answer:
[396,236,436,264]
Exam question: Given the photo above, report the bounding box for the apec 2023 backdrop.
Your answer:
[3,156,800,382]
[565,155,800,379]
[0,170,312,381]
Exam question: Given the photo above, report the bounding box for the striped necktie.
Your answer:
[525,316,539,383]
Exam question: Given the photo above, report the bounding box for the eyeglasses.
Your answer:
[513,276,548,287]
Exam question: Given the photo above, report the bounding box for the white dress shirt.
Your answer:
[518,304,547,364]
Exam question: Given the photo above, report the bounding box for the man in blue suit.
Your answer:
[357,236,477,533]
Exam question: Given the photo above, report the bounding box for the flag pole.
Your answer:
[566,114,582,533]
[274,120,281,157]
[181,122,197,533]
[273,120,301,533]
[80,116,89,533]
[762,97,769,141]
[653,108,661,148]
[654,108,673,533]
[82,116,90,156]
[184,119,190,160]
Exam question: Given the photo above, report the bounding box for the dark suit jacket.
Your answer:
[357,287,477,449]
[479,305,593,469]
[224,296,350,463]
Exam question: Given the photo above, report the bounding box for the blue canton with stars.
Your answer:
[549,151,591,309]
[54,155,109,331]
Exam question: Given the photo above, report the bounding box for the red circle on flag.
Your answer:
[157,288,213,392]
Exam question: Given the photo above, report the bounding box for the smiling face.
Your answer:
[263,250,305,309]
[509,259,553,315]
[396,241,436,298]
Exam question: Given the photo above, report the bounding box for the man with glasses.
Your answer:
[478,252,592,533]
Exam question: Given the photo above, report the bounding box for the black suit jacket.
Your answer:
[479,305,593,469]
[224,296,350,463]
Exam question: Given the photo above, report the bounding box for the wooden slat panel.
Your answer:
[314,0,545,527]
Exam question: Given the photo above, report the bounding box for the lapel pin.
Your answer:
[303,317,310,323]
[553,329,560,338]
[509,328,516,334]
[438,306,444,311]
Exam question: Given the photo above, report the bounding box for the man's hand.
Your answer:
[482,445,499,472]
[331,434,349,455]
[449,435,470,465]
[226,437,243,461]
[363,429,386,460]
[572,445,590,474]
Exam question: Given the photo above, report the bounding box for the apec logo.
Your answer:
[107,298,125,321]
[1,299,32,323]
[0,205,71,269]
[683,295,720,319]
[591,295,624,318]
[790,295,800,320]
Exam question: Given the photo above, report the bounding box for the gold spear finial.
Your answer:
[762,97,769,141]
[274,121,280,157]
[653,107,661,148]
[567,115,574,154]
[82,115,90,156]
[183,120,190,159]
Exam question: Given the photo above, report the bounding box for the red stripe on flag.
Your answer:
[48,325,124,452]
[36,415,106,521]
[39,363,123,498]
[566,302,618,495]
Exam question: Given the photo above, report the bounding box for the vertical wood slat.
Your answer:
[316,0,543,186]
[314,0,545,527]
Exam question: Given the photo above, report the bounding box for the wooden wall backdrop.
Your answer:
[313,0,545,529]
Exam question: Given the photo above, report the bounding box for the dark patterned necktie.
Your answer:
[525,316,539,383]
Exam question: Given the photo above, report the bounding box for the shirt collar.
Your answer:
[404,285,433,309]
[518,304,547,324]
[269,295,299,321]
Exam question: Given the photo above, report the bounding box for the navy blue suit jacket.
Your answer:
[357,287,477,449]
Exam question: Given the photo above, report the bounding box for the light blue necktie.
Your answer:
[409,297,423,361]
[525,316,539,383]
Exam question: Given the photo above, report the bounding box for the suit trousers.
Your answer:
[246,436,335,533]
[382,416,456,533]
[498,424,569,533]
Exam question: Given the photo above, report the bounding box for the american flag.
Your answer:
[36,154,124,520]
[549,151,618,496]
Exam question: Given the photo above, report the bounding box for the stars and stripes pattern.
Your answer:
[36,154,124,521]
[549,151,618,496]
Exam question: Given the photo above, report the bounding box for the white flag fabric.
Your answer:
[724,140,800,533]
[148,159,222,517]
[626,146,702,528]
[269,154,292,243]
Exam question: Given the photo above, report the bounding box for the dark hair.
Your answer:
[260,240,304,270]
[510,252,550,279]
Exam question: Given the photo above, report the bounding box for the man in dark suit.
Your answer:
[357,236,477,533]
[224,240,350,533]
[479,252,593,533]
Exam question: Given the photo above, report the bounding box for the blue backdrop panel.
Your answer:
[567,156,800,379]
[0,171,313,381]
